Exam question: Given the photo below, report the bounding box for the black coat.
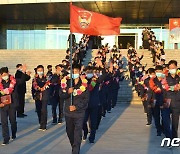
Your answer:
[165,74,180,109]
[87,79,101,108]
[50,74,61,98]
[60,78,89,118]
[15,70,31,94]
[32,76,50,101]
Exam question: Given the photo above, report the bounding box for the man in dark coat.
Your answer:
[164,60,180,138]
[15,64,31,118]
[60,64,89,154]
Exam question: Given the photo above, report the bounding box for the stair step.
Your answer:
[1,49,180,105]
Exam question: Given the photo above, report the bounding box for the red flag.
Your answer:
[169,18,180,30]
[70,4,122,36]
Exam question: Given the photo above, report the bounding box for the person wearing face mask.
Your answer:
[140,68,155,126]
[163,60,180,139]
[127,45,134,56]
[95,67,106,130]
[50,64,64,125]
[95,66,108,119]
[128,58,136,87]
[83,66,105,143]
[105,65,114,113]
[32,65,50,131]
[149,65,171,138]
[138,69,148,112]
[15,64,31,118]
[59,64,89,154]
[111,64,121,108]
[46,65,53,80]
[0,67,27,145]
[133,63,142,94]
[83,66,99,143]
[62,59,69,70]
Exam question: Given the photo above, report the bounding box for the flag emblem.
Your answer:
[78,11,92,29]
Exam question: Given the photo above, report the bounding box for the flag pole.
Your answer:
[70,32,73,106]
[70,2,73,106]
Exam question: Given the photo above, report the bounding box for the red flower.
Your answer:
[61,83,67,89]
[82,83,87,87]
[77,89,82,95]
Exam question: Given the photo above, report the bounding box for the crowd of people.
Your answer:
[0,31,179,153]
[142,27,166,66]
[0,34,125,154]
[127,28,180,148]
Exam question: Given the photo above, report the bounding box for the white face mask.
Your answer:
[86,73,94,79]
[2,76,9,81]
[37,71,44,76]
[169,69,176,75]
[161,73,166,78]
[156,72,163,78]
[72,74,79,79]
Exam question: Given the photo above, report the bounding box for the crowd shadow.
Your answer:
[0,104,56,142]
[147,125,174,154]
[80,104,130,154]
[14,125,66,154]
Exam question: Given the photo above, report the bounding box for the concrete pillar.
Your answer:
[0,25,7,49]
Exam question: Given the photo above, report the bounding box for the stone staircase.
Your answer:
[0,49,66,102]
[117,49,180,105]
[82,49,97,66]
[116,49,138,104]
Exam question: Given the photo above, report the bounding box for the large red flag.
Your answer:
[70,4,122,36]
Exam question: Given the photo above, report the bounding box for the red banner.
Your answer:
[169,18,180,43]
[169,18,180,30]
[70,4,122,36]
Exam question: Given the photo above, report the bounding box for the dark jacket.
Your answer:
[165,74,180,109]
[50,74,61,98]
[112,70,121,90]
[32,76,50,101]
[60,78,89,118]
[88,78,101,108]
[15,70,31,94]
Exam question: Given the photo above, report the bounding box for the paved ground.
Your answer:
[0,103,179,154]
